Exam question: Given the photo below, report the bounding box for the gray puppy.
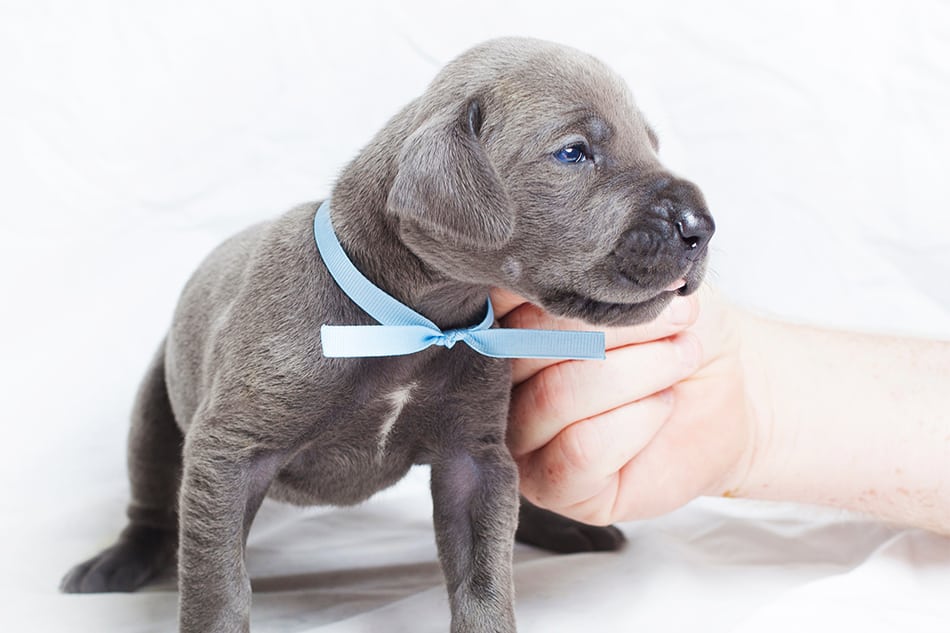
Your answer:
[62,37,713,632]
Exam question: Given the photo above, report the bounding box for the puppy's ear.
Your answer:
[388,98,513,248]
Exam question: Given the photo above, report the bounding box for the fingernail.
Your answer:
[668,296,695,326]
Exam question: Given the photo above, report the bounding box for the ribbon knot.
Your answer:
[314,200,605,360]
[436,329,470,349]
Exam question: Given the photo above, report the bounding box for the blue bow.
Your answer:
[314,200,605,360]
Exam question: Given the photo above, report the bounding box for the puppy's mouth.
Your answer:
[536,256,706,326]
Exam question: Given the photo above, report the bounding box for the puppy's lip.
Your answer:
[665,278,687,292]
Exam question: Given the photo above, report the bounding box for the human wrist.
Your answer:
[725,313,848,506]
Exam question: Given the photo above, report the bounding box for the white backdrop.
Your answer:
[1,1,949,632]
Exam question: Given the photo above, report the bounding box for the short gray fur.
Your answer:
[61,37,713,633]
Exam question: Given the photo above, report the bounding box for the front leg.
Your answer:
[431,442,520,633]
[177,418,282,633]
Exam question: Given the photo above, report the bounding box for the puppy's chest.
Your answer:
[269,361,507,507]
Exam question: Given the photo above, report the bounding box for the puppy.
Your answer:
[62,37,713,632]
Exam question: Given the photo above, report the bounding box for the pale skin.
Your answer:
[491,286,950,535]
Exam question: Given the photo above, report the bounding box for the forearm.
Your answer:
[734,313,950,533]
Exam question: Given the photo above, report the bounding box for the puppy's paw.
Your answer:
[516,500,627,554]
[60,525,176,593]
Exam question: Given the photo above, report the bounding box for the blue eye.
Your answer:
[554,144,589,164]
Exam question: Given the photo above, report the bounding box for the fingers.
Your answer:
[516,390,674,517]
[507,331,702,458]
[500,284,734,525]
[504,295,700,384]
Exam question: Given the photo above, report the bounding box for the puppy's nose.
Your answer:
[653,177,715,259]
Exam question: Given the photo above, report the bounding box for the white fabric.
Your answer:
[2,1,949,631]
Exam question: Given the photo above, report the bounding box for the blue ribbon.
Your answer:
[314,200,605,360]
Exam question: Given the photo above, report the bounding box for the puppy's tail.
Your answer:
[61,339,181,593]
[126,337,183,531]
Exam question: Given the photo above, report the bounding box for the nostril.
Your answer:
[674,208,715,257]
[675,221,700,250]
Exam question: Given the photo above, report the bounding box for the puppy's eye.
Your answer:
[553,143,589,164]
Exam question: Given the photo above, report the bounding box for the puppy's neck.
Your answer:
[329,151,488,331]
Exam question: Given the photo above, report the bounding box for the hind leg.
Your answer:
[61,340,182,593]
[515,498,626,553]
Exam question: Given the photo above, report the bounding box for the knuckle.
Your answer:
[555,420,600,475]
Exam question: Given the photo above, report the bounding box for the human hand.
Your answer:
[491,286,756,525]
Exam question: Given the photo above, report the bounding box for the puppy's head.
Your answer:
[388,38,714,326]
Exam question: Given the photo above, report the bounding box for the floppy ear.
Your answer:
[387,99,514,247]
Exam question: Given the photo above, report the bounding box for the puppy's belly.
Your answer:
[267,439,416,507]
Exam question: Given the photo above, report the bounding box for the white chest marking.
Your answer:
[377,383,415,454]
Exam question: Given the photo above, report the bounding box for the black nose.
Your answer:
[654,177,715,259]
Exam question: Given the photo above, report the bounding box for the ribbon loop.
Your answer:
[314,200,606,360]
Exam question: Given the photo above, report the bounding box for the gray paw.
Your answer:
[60,526,176,593]
[516,500,627,553]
